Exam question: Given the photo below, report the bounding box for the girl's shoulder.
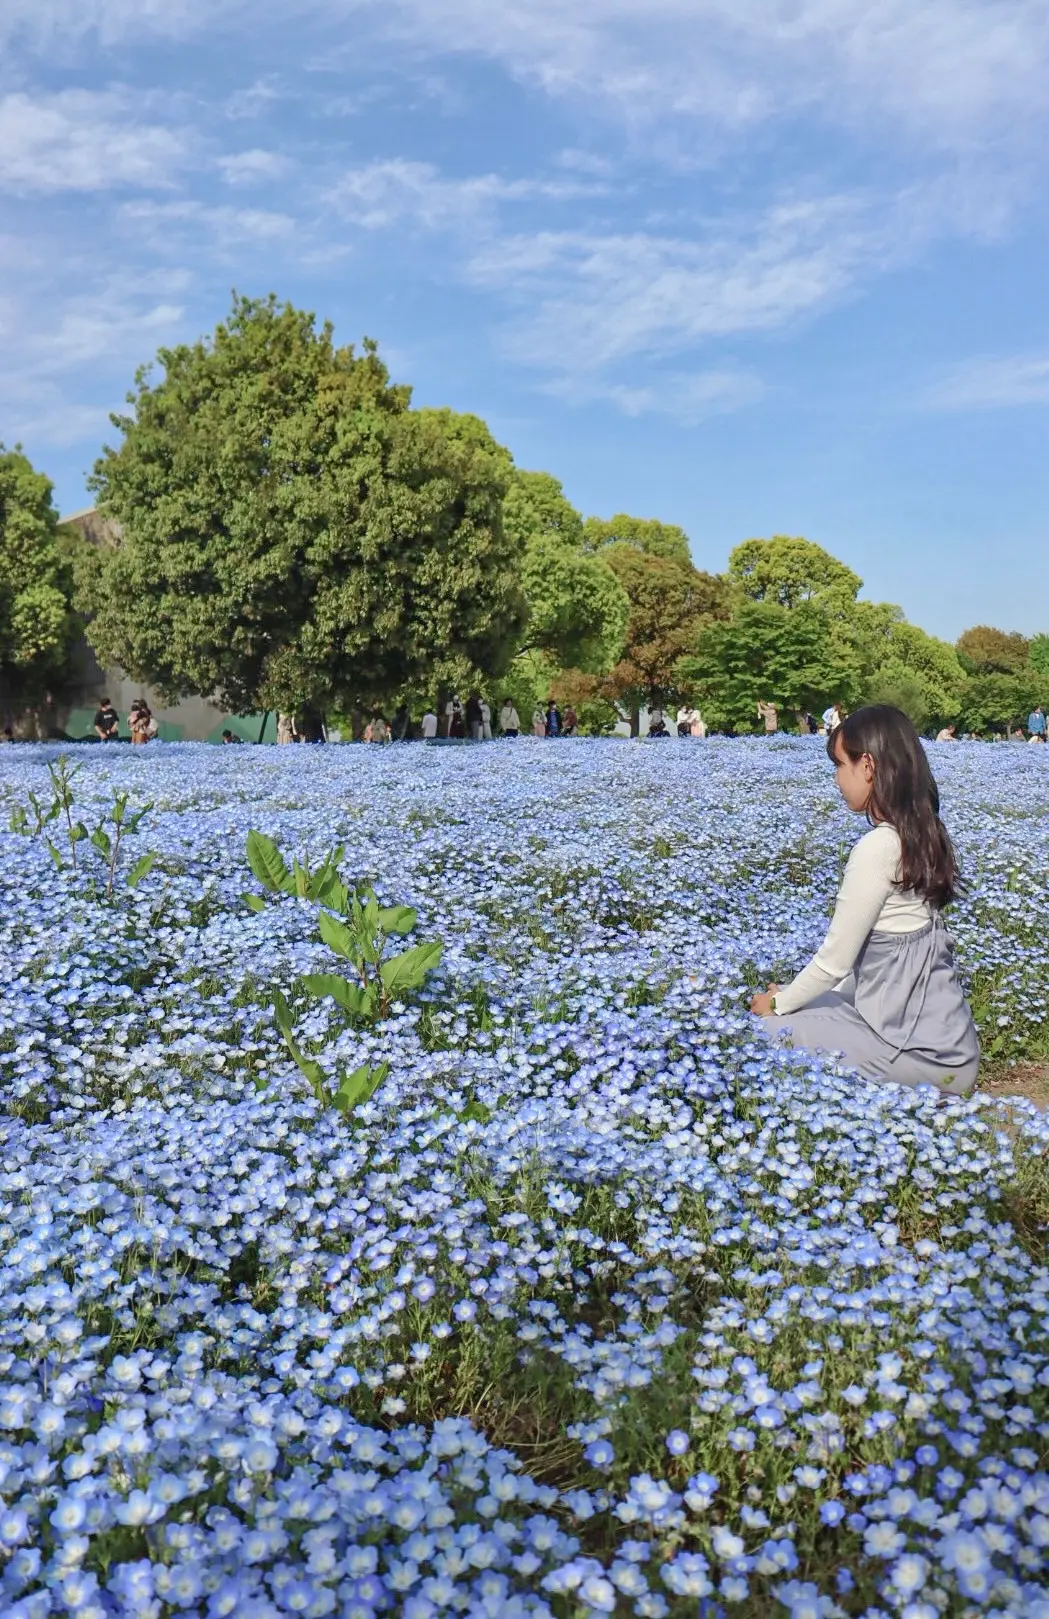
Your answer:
[850,822,901,867]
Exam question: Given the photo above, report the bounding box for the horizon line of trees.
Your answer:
[2,293,1047,740]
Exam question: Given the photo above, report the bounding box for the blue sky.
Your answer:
[2,0,1048,641]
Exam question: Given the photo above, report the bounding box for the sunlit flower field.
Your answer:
[1,737,1048,1619]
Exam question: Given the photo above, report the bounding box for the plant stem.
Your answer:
[106,823,122,899]
[61,795,78,871]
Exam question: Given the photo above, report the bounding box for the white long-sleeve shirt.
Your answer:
[774,824,934,1015]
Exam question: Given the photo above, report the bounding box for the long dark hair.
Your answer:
[827,705,961,908]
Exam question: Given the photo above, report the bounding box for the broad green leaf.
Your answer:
[70,821,88,843]
[281,1031,329,1105]
[90,826,111,857]
[126,804,154,832]
[112,793,129,826]
[243,892,267,913]
[127,852,158,889]
[292,858,310,897]
[309,868,349,911]
[301,973,374,1018]
[378,905,416,936]
[318,910,357,959]
[379,940,443,997]
[246,830,294,894]
[334,1061,389,1114]
[271,990,328,1103]
[45,839,65,870]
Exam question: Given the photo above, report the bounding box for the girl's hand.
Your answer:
[750,984,781,1017]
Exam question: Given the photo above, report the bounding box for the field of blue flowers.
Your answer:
[1,737,1048,1619]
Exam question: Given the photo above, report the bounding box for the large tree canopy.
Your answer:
[0,445,76,710]
[503,470,585,552]
[956,624,1031,676]
[1031,633,1049,678]
[503,471,628,673]
[864,622,968,730]
[957,672,1049,734]
[520,541,629,674]
[582,513,692,565]
[729,535,862,610]
[594,546,730,731]
[84,296,527,713]
[681,599,842,730]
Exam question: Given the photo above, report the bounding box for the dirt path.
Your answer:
[979,1064,1049,1111]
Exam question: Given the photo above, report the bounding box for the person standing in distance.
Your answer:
[93,696,120,741]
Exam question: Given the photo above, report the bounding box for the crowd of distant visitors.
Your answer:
[0,692,1038,748]
[92,696,157,744]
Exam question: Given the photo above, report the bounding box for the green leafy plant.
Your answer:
[272,990,390,1115]
[9,755,156,896]
[245,831,443,1113]
[88,792,157,899]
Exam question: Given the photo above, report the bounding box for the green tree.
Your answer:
[595,546,730,733]
[503,470,584,551]
[0,445,77,716]
[864,669,933,733]
[680,599,842,731]
[505,471,628,674]
[1030,633,1049,678]
[729,536,862,610]
[958,672,1049,735]
[582,513,692,565]
[84,296,526,715]
[864,623,968,731]
[956,624,1031,675]
[519,539,629,673]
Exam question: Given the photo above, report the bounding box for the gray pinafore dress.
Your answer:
[767,916,981,1095]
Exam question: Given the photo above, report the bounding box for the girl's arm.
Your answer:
[772,828,899,1015]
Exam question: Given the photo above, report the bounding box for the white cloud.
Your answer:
[4,1,1047,158]
[120,200,297,247]
[3,397,116,450]
[327,158,607,228]
[556,149,614,176]
[26,297,185,371]
[0,0,222,51]
[348,0,1049,152]
[0,278,186,458]
[0,90,187,193]
[225,77,284,121]
[219,148,289,185]
[920,352,1049,410]
[467,194,902,373]
[551,365,770,422]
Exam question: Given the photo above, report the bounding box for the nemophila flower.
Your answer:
[661,1551,712,1597]
[0,740,1047,1612]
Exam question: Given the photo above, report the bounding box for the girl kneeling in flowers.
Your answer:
[751,705,980,1095]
